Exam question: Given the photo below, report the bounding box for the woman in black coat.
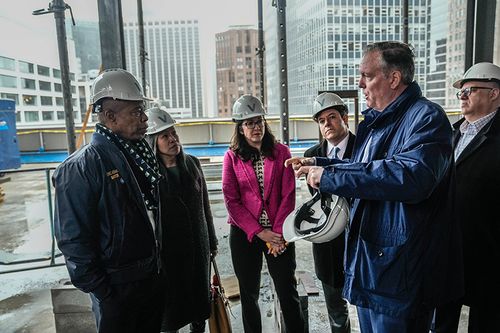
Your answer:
[145,107,218,333]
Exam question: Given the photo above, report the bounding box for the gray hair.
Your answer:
[365,41,415,85]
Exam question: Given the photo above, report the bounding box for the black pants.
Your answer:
[322,282,350,333]
[230,225,305,333]
[90,273,165,333]
[433,299,500,333]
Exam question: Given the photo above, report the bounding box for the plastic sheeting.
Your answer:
[0,99,21,171]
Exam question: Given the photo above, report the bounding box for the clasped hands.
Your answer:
[257,229,287,257]
[284,157,324,189]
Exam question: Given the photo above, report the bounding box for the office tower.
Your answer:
[215,26,264,118]
[426,1,448,107]
[72,21,101,74]
[264,0,430,115]
[123,20,204,118]
[446,0,467,109]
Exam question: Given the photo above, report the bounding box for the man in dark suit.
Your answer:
[303,92,355,333]
[433,62,500,332]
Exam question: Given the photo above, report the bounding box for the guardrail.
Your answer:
[0,167,64,274]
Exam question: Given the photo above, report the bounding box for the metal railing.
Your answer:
[0,167,64,274]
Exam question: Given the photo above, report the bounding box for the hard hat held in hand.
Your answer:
[231,95,266,122]
[453,62,500,88]
[312,92,347,120]
[146,106,176,135]
[283,191,349,243]
[90,68,151,112]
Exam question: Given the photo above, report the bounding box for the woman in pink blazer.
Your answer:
[222,95,305,333]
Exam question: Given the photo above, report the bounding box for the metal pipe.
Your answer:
[257,0,265,104]
[48,0,76,154]
[402,0,409,44]
[46,169,56,265]
[275,0,289,145]
[137,0,147,94]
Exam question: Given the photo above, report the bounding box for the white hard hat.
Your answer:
[453,62,500,88]
[90,68,151,112]
[283,191,349,243]
[232,95,266,121]
[145,106,176,135]
[312,92,347,120]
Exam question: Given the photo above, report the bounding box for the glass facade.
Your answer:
[265,0,431,115]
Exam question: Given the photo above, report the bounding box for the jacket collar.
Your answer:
[362,81,422,129]
[453,109,500,165]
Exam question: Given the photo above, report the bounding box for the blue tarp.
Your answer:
[0,99,21,170]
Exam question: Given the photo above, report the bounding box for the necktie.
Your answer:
[333,147,341,159]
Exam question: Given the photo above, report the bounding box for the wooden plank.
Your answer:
[296,270,320,295]
[0,177,11,184]
[220,275,240,299]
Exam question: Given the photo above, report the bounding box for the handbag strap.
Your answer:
[211,255,222,286]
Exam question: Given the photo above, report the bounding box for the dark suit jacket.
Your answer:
[453,110,500,307]
[304,132,355,288]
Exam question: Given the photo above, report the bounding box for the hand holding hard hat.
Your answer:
[283,191,349,243]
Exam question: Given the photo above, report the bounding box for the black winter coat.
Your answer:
[453,110,500,307]
[303,132,355,288]
[160,154,218,330]
[53,132,160,301]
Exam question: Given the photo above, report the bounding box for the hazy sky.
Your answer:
[1,0,260,115]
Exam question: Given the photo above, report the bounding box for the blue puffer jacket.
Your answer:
[53,132,161,301]
[318,82,463,318]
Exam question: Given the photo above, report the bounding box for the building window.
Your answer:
[55,97,63,106]
[21,78,36,89]
[0,74,17,88]
[42,111,54,121]
[39,80,52,91]
[1,93,19,104]
[54,83,62,92]
[41,96,53,106]
[19,61,34,73]
[24,111,40,122]
[53,69,61,78]
[22,95,37,106]
[57,111,65,120]
[0,56,15,71]
[37,65,51,76]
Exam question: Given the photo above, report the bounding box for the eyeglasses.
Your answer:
[242,119,264,129]
[456,87,494,99]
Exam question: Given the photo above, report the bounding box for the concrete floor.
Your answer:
[0,163,469,332]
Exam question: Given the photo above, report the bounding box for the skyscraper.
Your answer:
[123,20,203,118]
[215,26,264,117]
[445,0,467,110]
[264,0,430,115]
[426,1,448,107]
[71,21,101,74]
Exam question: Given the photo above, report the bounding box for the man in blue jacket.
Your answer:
[286,42,463,332]
[53,69,165,333]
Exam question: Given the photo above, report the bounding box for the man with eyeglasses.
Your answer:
[53,69,165,333]
[433,62,500,333]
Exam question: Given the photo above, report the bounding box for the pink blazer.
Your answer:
[222,143,296,242]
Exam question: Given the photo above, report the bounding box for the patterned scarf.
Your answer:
[95,123,161,209]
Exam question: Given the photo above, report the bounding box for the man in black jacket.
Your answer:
[303,92,355,333]
[53,69,164,333]
[433,63,500,332]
